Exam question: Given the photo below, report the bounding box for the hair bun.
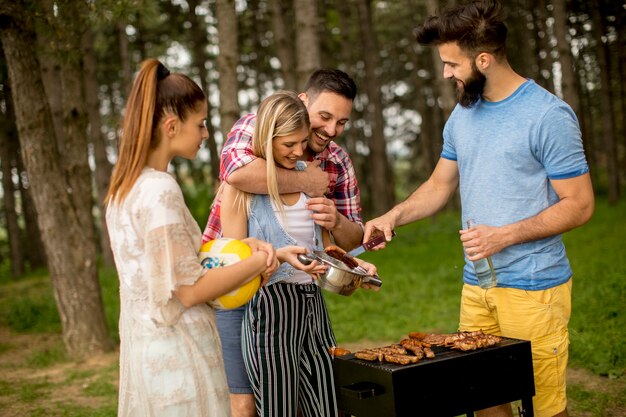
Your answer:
[157,64,170,80]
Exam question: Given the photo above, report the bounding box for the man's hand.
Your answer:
[301,160,329,197]
[459,223,503,261]
[306,197,339,230]
[363,212,397,250]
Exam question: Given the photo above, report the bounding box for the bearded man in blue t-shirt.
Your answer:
[363,1,594,417]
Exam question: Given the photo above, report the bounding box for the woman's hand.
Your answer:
[277,246,327,278]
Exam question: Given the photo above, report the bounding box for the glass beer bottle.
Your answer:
[467,219,497,289]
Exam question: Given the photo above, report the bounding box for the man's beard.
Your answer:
[456,64,486,108]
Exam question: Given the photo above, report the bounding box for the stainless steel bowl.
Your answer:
[297,252,382,296]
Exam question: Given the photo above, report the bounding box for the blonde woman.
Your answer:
[105,58,278,416]
[219,91,376,417]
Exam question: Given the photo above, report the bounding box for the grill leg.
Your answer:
[518,397,534,417]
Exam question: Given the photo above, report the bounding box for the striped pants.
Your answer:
[242,282,338,417]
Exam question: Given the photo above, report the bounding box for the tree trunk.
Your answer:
[426,0,455,119]
[612,0,625,186]
[293,0,321,88]
[413,52,437,179]
[37,45,65,148]
[532,0,555,93]
[216,0,240,140]
[552,0,581,116]
[356,0,394,215]
[333,0,370,214]
[529,0,548,90]
[518,0,542,85]
[0,81,24,278]
[576,63,596,187]
[187,0,219,182]
[118,21,132,98]
[0,0,113,356]
[590,0,620,203]
[82,27,114,267]
[17,154,47,270]
[269,0,297,91]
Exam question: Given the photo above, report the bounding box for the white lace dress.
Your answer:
[106,168,230,417]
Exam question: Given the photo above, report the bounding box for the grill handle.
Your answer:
[341,381,384,400]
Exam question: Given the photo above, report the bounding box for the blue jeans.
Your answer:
[216,306,252,394]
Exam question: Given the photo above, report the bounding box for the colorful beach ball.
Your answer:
[198,238,261,309]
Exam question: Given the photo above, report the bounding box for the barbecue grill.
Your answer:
[333,337,535,417]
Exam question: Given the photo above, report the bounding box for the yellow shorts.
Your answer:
[459,279,572,417]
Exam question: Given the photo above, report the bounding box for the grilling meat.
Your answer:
[399,338,425,359]
[414,330,501,351]
[446,331,502,351]
[355,351,381,361]
[384,354,420,365]
[328,346,352,357]
[352,331,501,366]
[354,344,418,365]
[324,245,360,269]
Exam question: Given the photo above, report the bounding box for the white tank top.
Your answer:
[271,193,315,284]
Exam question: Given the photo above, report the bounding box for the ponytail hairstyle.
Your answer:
[227,91,310,217]
[105,59,206,206]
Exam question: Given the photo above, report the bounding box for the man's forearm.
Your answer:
[330,214,364,250]
[227,158,305,194]
[502,194,594,248]
[390,180,455,227]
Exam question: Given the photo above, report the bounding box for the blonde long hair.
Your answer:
[228,91,310,217]
[105,59,205,206]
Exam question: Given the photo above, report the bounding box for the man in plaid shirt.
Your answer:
[202,69,364,417]
[203,69,364,250]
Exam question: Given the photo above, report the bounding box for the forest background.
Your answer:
[0,0,624,388]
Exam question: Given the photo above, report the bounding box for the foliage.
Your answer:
[0,271,61,333]
[180,178,217,229]
[99,266,121,342]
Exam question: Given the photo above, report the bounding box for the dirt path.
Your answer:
[0,331,623,416]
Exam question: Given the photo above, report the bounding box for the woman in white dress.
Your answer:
[105,58,279,417]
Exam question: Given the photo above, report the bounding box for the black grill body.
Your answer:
[333,337,535,417]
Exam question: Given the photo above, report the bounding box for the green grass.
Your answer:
[82,374,117,397]
[567,383,626,417]
[563,199,626,377]
[324,198,626,378]
[26,341,68,368]
[29,403,117,417]
[326,209,464,342]
[0,197,623,416]
[0,270,61,333]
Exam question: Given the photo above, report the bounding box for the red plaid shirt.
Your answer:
[202,113,362,242]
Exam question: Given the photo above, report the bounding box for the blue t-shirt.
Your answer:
[441,80,589,290]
